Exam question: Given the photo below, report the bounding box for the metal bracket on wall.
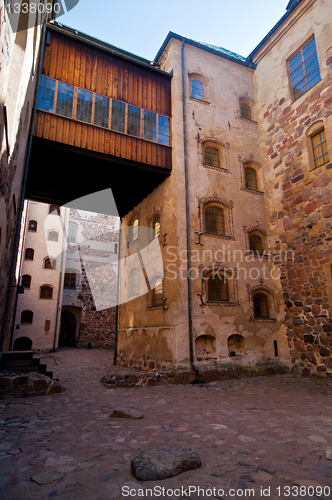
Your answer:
[162,297,168,310]
[162,233,167,247]
[197,293,206,307]
[194,231,204,246]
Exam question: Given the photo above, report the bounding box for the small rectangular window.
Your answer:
[144,110,156,142]
[56,82,74,118]
[36,76,56,112]
[111,100,126,133]
[64,272,77,289]
[127,105,141,137]
[94,94,110,128]
[311,130,329,168]
[76,89,93,123]
[289,38,321,100]
[158,115,170,146]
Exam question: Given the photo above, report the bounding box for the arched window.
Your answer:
[21,310,33,324]
[207,274,229,302]
[131,218,139,241]
[249,233,264,254]
[311,129,329,168]
[44,257,56,270]
[153,216,160,238]
[191,79,204,100]
[67,222,77,243]
[28,220,37,232]
[129,269,139,297]
[253,293,270,318]
[25,248,34,260]
[240,102,252,120]
[152,278,163,306]
[49,204,61,215]
[64,272,76,289]
[204,146,220,168]
[204,206,225,235]
[245,166,258,191]
[48,230,59,242]
[22,274,31,289]
[40,285,53,299]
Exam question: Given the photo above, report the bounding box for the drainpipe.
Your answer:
[113,220,122,364]
[0,24,47,362]
[53,207,68,351]
[181,39,196,370]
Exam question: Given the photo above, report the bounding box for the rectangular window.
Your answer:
[67,223,77,243]
[111,100,126,133]
[144,110,156,142]
[94,94,110,128]
[64,272,77,289]
[289,38,321,100]
[56,82,74,118]
[158,115,170,146]
[127,105,141,137]
[36,76,56,112]
[312,129,329,168]
[76,88,93,123]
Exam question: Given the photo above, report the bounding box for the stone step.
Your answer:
[1,351,34,361]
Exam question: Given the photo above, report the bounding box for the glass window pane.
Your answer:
[144,110,156,142]
[204,147,219,168]
[158,115,170,146]
[111,100,126,133]
[191,79,204,100]
[36,76,56,112]
[205,207,225,235]
[127,105,141,137]
[302,38,316,60]
[289,52,302,73]
[56,82,74,118]
[76,88,93,123]
[240,103,252,120]
[94,94,109,128]
[208,275,229,302]
[245,167,258,191]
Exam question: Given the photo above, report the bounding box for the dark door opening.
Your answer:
[59,310,76,347]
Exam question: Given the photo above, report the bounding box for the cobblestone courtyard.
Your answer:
[1,349,332,500]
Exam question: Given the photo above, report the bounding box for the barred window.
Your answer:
[253,293,270,318]
[311,129,329,168]
[94,94,110,128]
[127,105,141,137]
[191,79,204,100]
[56,82,74,118]
[76,88,93,123]
[240,102,252,120]
[111,100,126,133]
[36,76,55,112]
[249,234,264,254]
[289,37,321,100]
[144,111,157,142]
[204,146,220,168]
[207,275,229,302]
[245,166,258,191]
[205,206,225,236]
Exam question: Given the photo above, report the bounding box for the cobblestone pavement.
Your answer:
[1,348,332,500]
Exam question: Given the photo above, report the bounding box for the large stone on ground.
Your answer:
[131,446,201,480]
[31,471,65,485]
[110,407,143,419]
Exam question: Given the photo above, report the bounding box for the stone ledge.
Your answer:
[0,371,64,399]
[101,363,290,389]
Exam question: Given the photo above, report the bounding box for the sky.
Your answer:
[57,0,290,62]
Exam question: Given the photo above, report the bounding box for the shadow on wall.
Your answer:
[195,334,216,360]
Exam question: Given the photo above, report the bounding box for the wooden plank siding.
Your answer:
[34,111,172,170]
[42,30,171,116]
[38,29,172,171]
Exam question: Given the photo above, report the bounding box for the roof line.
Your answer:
[46,21,171,77]
[154,32,256,69]
[247,0,304,62]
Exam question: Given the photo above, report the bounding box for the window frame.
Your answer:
[28,220,37,232]
[201,266,237,306]
[311,129,330,169]
[43,257,57,270]
[47,230,59,242]
[248,285,276,322]
[64,271,77,290]
[288,36,321,102]
[21,310,33,324]
[24,248,34,261]
[22,274,31,289]
[39,285,54,300]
